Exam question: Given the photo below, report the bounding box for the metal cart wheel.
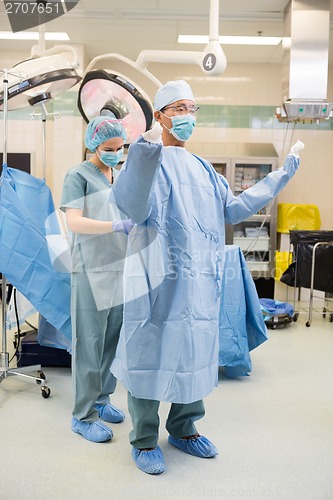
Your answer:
[306,321,311,327]
[323,307,327,318]
[293,312,299,322]
[36,370,46,385]
[41,386,51,398]
[329,313,333,323]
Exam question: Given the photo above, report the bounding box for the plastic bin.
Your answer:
[277,204,321,233]
[246,261,269,273]
[234,236,269,252]
[275,251,292,281]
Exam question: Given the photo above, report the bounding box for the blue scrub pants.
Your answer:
[127,393,205,449]
[71,272,123,422]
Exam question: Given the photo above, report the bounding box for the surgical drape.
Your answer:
[0,165,71,344]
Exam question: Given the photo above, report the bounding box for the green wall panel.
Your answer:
[1,94,332,130]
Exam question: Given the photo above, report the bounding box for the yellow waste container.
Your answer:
[277,204,321,233]
[275,251,292,281]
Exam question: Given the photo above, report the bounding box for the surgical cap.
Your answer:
[85,116,127,152]
[154,80,195,111]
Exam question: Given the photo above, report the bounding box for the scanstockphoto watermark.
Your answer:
[4,0,80,33]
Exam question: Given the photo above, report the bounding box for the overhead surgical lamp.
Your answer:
[0,45,81,111]
[78,0,226,143]
[0,0,81,111]
[78,69,154,145]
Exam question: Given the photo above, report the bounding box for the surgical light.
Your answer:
[77,70,153,145]
[0,48,81,111]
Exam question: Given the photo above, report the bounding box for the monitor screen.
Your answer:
[0,152,31,175]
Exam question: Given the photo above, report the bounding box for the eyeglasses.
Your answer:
[162,105,200,115]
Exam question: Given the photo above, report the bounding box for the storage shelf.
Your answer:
[211,155,278,279]
[234,236,270,252]
[247,214,272,221]
[246,261,270,272]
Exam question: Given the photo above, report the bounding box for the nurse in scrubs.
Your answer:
[111,80,304,474]
[61,117,133,443]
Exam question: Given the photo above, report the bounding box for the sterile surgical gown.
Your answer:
[111,138,299,404]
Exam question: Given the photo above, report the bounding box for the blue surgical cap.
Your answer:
[85,116,127,152]
[154,80,195,111]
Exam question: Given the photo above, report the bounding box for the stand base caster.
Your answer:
[41,386,51,398]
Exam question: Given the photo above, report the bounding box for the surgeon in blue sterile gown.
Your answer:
[110,80,304,474]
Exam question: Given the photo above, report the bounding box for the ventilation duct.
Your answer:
[277,0,333,122]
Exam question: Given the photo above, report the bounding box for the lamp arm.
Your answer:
[135,0,226,76]
[136,42,226,76]
[209,0,220,41]
[83,53,162,88]
[30,45,80,70]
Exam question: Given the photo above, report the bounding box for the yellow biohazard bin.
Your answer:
[274,251,292,281]
[277,204,321,233]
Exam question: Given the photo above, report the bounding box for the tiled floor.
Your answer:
[1,309,333,500]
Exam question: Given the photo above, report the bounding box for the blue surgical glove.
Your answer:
[112,219,134,235]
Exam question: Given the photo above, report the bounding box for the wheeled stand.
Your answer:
[1,69,51,398]
[305,241,333,327]
[0,352,51,398]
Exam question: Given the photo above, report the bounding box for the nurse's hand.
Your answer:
[112,219,135,235]
[142,122,163,144]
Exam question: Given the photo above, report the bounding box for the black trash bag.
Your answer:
[280,262,297,287]
[281,230,333,293]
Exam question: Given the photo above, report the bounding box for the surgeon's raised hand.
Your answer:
[283,140,304,177]
[289,140,305,157]
[112,219,135,235]
[142,122,163,144]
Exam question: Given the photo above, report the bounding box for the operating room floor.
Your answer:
[1,308,333,500]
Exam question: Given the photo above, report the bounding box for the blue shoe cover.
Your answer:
[71,417,113,443]
[94,403,125,423]
[168,435,218,458]
[132,445,165,475]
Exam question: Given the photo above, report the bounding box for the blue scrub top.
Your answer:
[61,160,127,274]
[61,160,128,311]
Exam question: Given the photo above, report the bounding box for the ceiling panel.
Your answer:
[0,0,332,65]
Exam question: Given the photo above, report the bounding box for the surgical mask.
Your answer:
[97,147,124,169]
[162,113,196,141]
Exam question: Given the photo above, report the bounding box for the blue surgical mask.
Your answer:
[163,114,196,141]
[97,147,124,169]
